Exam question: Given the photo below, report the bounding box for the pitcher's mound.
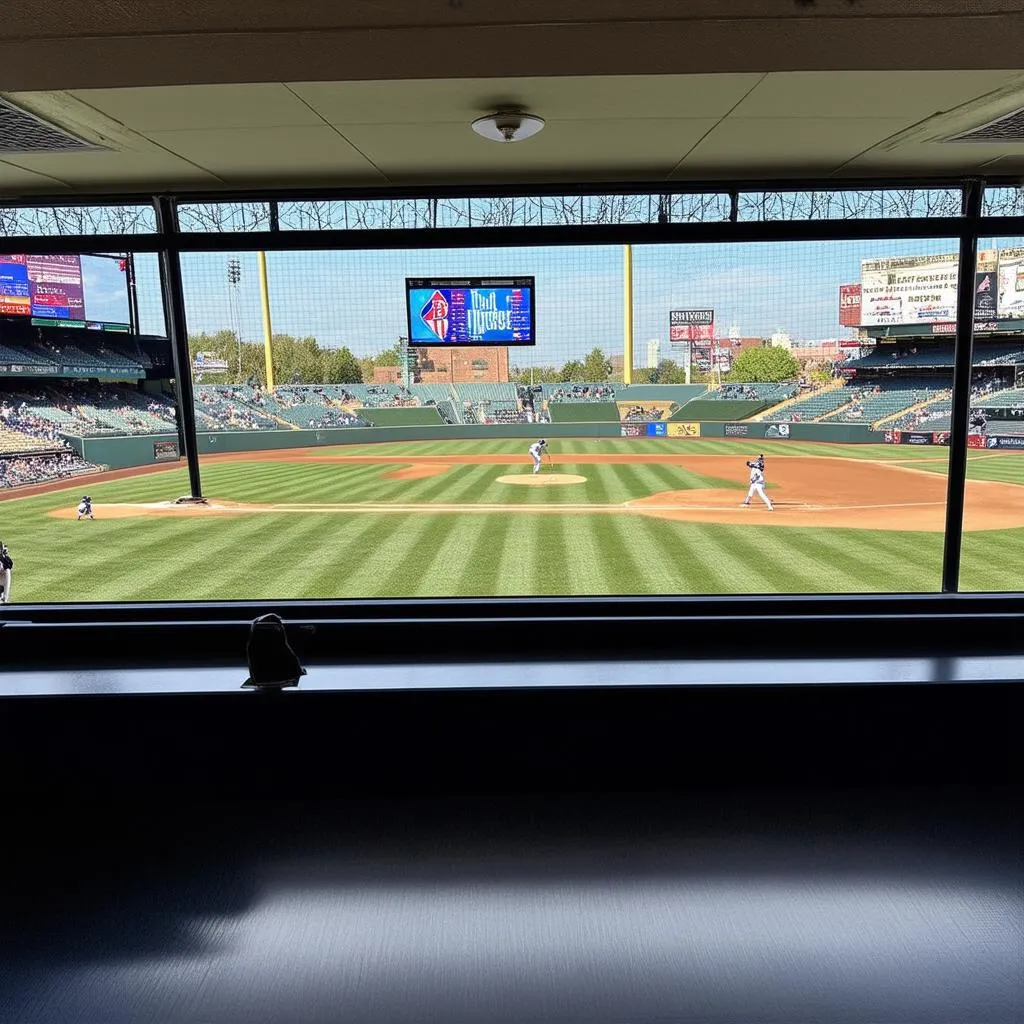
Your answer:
[496,473,587,486]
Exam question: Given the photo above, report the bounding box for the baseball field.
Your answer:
[3,438,1024,602]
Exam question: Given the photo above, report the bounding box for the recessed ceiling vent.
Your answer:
[947,107,1024,143]
[0,98,103,154]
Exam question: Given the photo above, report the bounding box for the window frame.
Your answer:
[2,176,1024,625]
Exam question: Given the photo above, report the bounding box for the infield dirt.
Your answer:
[36,450,1024,531]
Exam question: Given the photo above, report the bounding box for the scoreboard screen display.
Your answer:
[0,252,130,331]
[406,277,535,346]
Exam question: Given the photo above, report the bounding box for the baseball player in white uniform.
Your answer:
[0,540,12,604]
[77,495,95,520]
[742,455,774,510]
[528,439,548,474]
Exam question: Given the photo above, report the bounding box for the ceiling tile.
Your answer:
[290,75,762,125]
[844,141,1024,173]
[675,118,913,174]
[146,126,384,182]
[731,71,1023,120]
[1,150,219,188]
[339,118,718,181]
[71,84,324,132]
[0,160,70,193]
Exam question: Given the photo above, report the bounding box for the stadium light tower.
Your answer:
[227,258,243,378]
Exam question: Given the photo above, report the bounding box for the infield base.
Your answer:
[495,473,587,486]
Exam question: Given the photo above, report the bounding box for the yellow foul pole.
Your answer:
[257,251,274,390]
[623,244,634,385]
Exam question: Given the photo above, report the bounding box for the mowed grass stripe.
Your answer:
[311,513,426,598]
[406,514,493,598]
[124,514,317,601]
[961,529,1024,591]
[221,512,356,601]
[20,517,205,602]
[490,515,546,597]
[452,512,524,597]
[402,464,497,504]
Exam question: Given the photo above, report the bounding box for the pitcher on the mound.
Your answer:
[528,438,547,475]
[742,457,774,511]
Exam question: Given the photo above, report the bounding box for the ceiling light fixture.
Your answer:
[471,110,545,144]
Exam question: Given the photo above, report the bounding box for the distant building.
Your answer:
[412,346,510,384]
[373,365,402,385]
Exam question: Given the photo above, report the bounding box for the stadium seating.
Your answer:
[454,383,519,403]
[542,383,615,404]
[711,382,798,403]
[824,379,945,425]
[762,386,852,422]
[0,426,57,455]
[0,450,100,489]
[0,342,58,369]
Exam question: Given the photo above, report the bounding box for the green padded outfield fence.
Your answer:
[356,407,445,427]
[69,419,888,471]
[672,399,767,421]
[548,402,620,423]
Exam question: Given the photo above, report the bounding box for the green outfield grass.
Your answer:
[1,439,1022,602]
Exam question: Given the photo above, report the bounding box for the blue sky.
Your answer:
[127,237,1023,366]
[81,255,131,324]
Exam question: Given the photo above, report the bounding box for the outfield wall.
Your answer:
[77,419,889,471]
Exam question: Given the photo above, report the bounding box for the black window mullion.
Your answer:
[154,195,203,500]
[941,181,984,593]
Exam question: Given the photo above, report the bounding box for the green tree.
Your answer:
[581,347,611,382]
[322,346,364,384]
[559,359,586,383]
[656,359,690,384]
[373,342,403,367]
[728,346,800,383]
[510,364,560,384]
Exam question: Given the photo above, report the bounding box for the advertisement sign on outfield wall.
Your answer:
[887,430,933,446]
[724,423,749,437]
[621,424,643,437]
[667,422,701,438]
[984,434,1024,449]
[153,440,179,461]
[764,423,790,439]
[646,422,668,437]
[932,432,951,446]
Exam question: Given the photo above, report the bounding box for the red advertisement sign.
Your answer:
[967,434,986,449]
[670,323,714,342]
[669,309,714,343]
[839,284,861,327]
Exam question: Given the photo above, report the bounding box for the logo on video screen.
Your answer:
[419,290,450,340]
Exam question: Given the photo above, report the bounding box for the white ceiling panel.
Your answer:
[71,84,324,132]
[290,75,763,126]
[0,160,69,192]
[341,118,718,181]
[146,126,384,182]
[676,118,915,174]
[731,71,1024,120]
[844,141,1024,173]
[1,150,219,188]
